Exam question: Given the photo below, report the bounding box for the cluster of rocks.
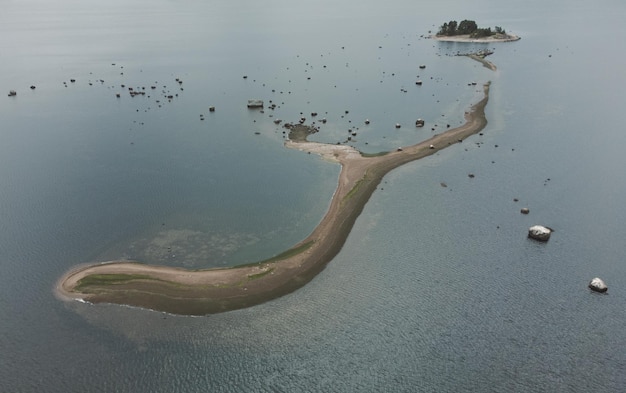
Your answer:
[283,122,320,142]
[238,50,472,148]
[456,49,494,58]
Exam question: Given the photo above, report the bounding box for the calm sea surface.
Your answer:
[2,0,626,391]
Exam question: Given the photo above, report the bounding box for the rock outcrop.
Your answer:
[588,277,608,293]
[528,225,551,241]
[247,99,264,108]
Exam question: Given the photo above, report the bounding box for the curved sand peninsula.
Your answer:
[57,83,491,316]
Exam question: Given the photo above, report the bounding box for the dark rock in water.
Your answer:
[209,106,215,112]
[588,277,607,293]
[8,90,17,96]
[415,119,425,127]
[521,207,530,214]
[528,225,551,241]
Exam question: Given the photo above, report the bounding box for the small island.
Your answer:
[432,20,520,42]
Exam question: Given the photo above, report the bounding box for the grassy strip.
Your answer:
[236,241,315,269]
[259,241,314,264]
[342,176,368,205]
[361,151,389,158]
[247,268,275,281]
[75,274,152,291]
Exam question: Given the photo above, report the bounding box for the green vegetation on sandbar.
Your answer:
[247,268,275,281]
[74,273,152,291]
[342,176,368,205]
[257,241,315,264]
[437,20,507,38]
[361,151,389,158]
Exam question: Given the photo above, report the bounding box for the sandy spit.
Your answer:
[57,83,491,316]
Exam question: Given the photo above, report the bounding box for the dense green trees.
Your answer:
[458,20,477,35]
[437,20,507,37]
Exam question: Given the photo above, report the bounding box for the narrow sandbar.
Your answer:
[57,83,491,316]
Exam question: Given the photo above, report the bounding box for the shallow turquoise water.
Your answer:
[1,0,626,391]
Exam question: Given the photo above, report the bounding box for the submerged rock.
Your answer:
[528,225,551,241]
[588,277,608,293]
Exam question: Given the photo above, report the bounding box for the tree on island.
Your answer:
[437,20,507,38]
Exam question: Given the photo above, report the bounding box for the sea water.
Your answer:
[1,0,626,391]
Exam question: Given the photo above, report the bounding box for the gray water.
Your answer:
[2,0,626,391]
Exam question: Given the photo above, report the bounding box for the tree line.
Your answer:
[437,20,506,38]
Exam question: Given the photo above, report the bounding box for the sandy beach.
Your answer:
[57,82,490,316]
[430,33,520,43]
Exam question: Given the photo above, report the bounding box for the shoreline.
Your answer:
[430,33,520,43]
[428,34,522,43]
[57,83,491,316]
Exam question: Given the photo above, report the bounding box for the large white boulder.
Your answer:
[588,277,608,293]
[247,99,264,108]
[528,225,552,241]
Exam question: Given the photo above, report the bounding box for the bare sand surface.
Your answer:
[56,82,491,315]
